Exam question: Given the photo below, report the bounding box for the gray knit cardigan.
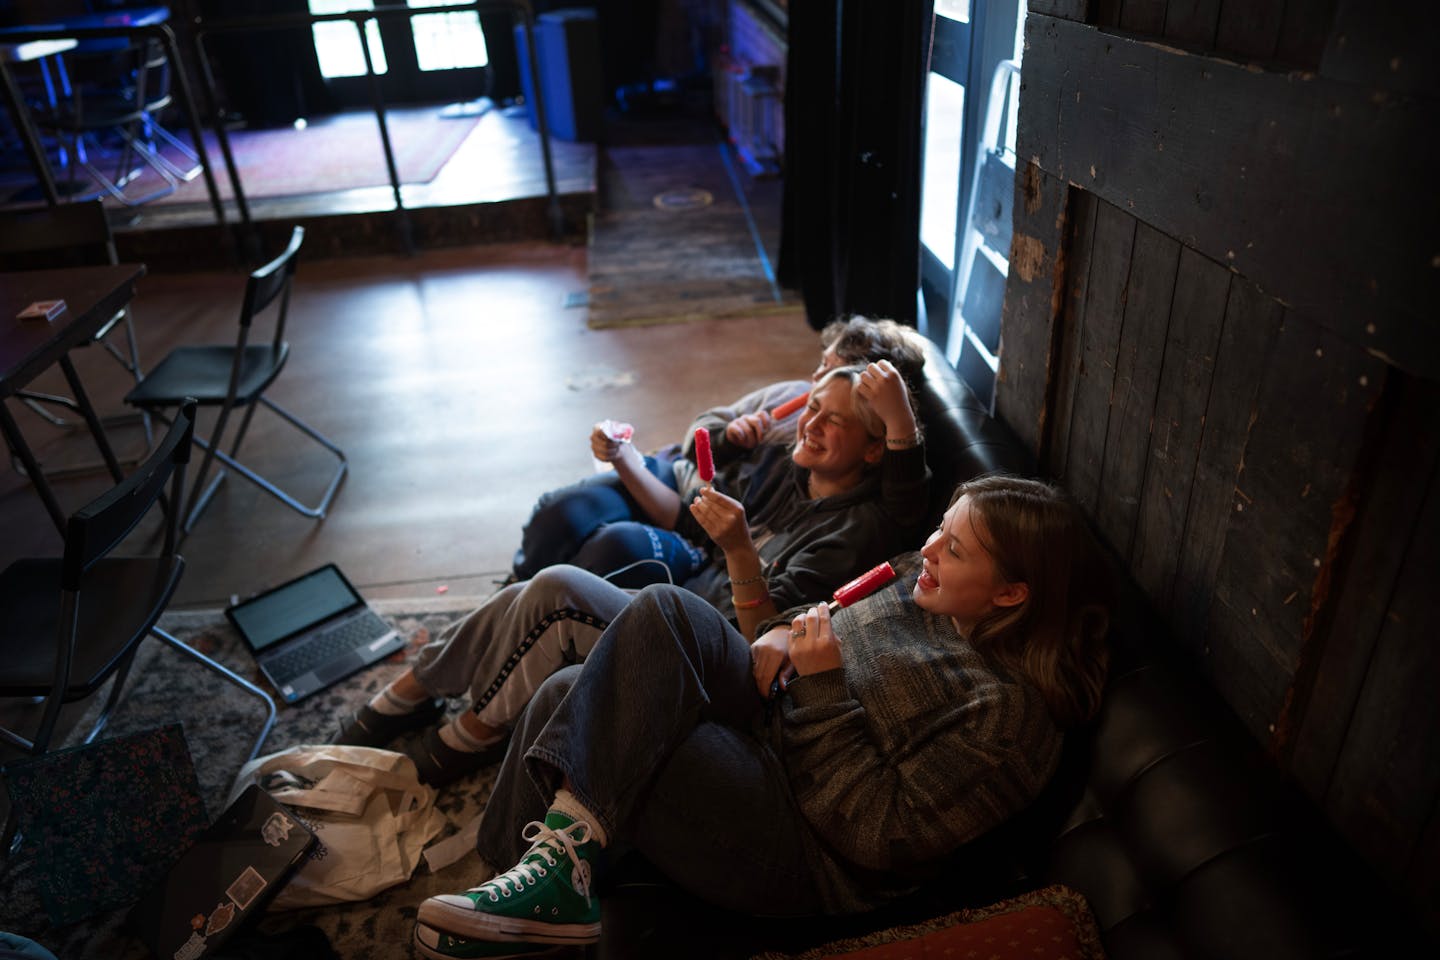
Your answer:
[766,551,1064,913]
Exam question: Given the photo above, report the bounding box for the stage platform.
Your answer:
[0,104,597,269]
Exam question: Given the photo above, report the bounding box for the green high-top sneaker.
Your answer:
[418,810,602,945]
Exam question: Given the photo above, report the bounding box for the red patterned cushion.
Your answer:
[754,885,1106,960]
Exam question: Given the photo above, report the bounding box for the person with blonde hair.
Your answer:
[510,315,927,584]
[336,363,929,788]
[411,474,1111,958]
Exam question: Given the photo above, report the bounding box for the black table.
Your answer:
[1,264,146,531]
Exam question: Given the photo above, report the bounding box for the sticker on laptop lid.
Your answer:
[226,865,267,911]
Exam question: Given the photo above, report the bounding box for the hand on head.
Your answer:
[854,360,917,439]
[724,411,772,449]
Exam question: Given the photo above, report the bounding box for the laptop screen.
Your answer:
[228,564,361,653]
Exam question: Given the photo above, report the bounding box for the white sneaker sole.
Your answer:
[412,922,565,959]
[418,897,600,944]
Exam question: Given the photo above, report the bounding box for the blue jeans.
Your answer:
[474,586,827,917]
[511,454,704,588]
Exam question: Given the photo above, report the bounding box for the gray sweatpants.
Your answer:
[411,565,633,731]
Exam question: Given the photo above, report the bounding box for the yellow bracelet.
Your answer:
[732,592,770,610]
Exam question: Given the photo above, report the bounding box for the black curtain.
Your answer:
[778,1,934,330]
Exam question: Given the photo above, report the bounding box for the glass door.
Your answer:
[918,0,973,355]
[918,0,1024,410]
[308,0,491,106]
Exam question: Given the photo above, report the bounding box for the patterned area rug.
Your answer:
[0,596,504,960]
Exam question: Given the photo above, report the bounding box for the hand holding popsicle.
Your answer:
[688,485,751,553]
[770,562,897,697]
[788,602,842,679]
[694,427,715,483]
[724,411,771,449]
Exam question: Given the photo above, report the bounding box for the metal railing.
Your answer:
[190,1,561,256]
[1,1,562,262]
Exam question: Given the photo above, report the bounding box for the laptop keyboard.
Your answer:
[266,611,393,679]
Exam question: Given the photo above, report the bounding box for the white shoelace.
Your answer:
[467,819,594,906]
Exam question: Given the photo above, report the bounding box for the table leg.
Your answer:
[58,354,125,483]
[0,399,67,532]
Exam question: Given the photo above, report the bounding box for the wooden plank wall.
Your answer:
[997,0,1439,938]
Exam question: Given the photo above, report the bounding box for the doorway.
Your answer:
[918,0,1023,410]
[307,0,493,107]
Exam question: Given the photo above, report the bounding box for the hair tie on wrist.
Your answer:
[732,592,770,610]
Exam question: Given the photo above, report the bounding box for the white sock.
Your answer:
[369,683,429,716]
[438,715,504,753]
[551,788,607,847]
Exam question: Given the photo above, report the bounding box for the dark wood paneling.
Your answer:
[1169,276,1280,660]
[1214,0,1284,61]
[1162,0,1221,48]
[1325,461,1440,881]
[994,161,1071,462]
[1019,14,1440,381]
[1206,323,1386,744]
[1130,246,1230,611]
[1027,0,1090,23]
[1095,222,1178,557]
[1057,198,1134,518]
[1320,0,1439,98]
[1276,0,1339,69]
[1118,0,1167,35]
[1046,191,1100,479]
[1289,374,1438,794]
[1090,0,1123,29]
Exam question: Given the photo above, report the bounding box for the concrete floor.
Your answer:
[0,239,822,610]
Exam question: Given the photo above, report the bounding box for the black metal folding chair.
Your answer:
[0,401,276,854]
[124,226,347,532]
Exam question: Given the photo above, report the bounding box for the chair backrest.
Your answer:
[63,399,196,591]
[0,200,117,269]
[47,36,169,127]
[239,226,305,352]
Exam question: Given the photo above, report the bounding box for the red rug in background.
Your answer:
[158,107,481,203]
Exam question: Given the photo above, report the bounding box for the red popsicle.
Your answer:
[694,427,715,482]
[770,392,809,419]
[827,561,897,612]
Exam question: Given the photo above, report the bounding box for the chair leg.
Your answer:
[152,627,276,763]
[79,645,143,746]
[179,399,349,531]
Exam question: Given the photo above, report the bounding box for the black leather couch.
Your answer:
[595,341,1427,959]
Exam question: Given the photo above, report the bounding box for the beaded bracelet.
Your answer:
[885,432,921,449]
[729,573,767,586]
[732,592,770,610]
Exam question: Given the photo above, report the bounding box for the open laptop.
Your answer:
[225,563,403,703]
[128,784,317,960]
